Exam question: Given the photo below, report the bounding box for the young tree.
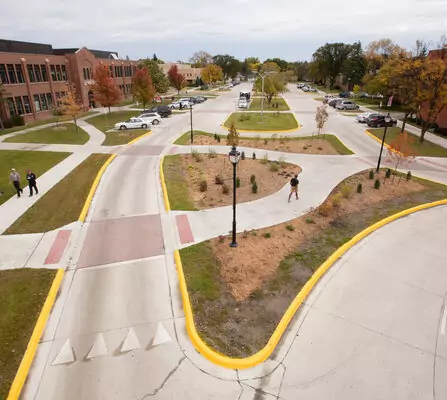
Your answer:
[226,122,240,146]
[201,64,223,85]
[0,82,9,130]
[59,82,84,135]
[386,131,416,183]
[90,64,121,112]
[139,59,169,93]
[254,73,287,104]
[315,104,329,138]
[168,65,185,94]
[132,67,156,110]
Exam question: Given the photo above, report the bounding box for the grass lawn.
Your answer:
[368,127,447,158]
[249,97,290,111]
[356,98,407,112]
[86,111,140,133]
[5,154,110,234]
[224,112,298,131]
[0,112,98,136]
[0,268,56,399]
[4,123,89,145]
[0,151,70,206]
[102,129,150,146]
[163,155,197,211]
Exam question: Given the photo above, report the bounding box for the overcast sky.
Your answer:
[1,0,446,62]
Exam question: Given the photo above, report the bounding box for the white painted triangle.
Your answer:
[152,322,172,346]
[120,328,141,352]
[86,334,108,359]
[52,339,75,365]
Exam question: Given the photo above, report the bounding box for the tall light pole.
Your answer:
[376,112,392,173]
[255,71,276,123]
[228,146,241,248]
[189,104,194,144]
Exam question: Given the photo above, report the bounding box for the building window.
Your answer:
[50,65,56,81]
[46,93,53,108]
[41,64,48,81]
[27,65,35,82]
[40,94,48,110]
[23,95,31,114]
[83,68,87,80]
[15,64,24,83]
[6,97,16,115]
[34,65,42,82]
[61,65,67,81]
[33,94,41,112]
[7,64,17,84]
[56,65,62,81]
[15,96,24,114]
[109,65,113,76]
[0,64,7,84]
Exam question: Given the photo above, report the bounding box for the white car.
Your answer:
[336,100,360,110]
[238,99,248,109]
[170,100,191,109]
[137,112,161,125]
[356,112,375,123]
[115,118,153,130]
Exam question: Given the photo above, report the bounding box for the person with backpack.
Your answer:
[9,168,24,198]
[26,169,38,196]
[288,174,299,203]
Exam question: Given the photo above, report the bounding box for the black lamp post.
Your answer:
[228,146,241,248]
[189,104,194,144]
[376,112,392,173]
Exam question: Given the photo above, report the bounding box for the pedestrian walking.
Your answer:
[9,168,24,198]
[26,169,38,196]
[288,174,299,203]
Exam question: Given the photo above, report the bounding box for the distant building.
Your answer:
[0,39,139,123]
[160,63,203,85]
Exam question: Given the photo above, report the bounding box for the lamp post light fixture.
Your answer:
[189,103,194,144]
[228,145,241,248]
[254,71,276,123]
[376,112,392,173]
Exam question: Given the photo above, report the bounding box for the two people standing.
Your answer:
[9,168,38,198]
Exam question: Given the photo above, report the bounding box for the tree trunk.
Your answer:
[74,119,79,135]
[401,111,411,133]
[0,117,4,131]
[108,106,111,113]
[420,128,427,143]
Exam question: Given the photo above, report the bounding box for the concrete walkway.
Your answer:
[77,119,106,145]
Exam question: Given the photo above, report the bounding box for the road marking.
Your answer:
[441,305,447,336]
[152,322,172,346]
[120,328,141,352]
[44,230,71,265]
[52,339,75,365]
[86,334,108,359]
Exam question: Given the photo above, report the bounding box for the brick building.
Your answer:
[0,39,139,123]
[160,63,203,85]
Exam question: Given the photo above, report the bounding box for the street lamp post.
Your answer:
[228,146,241,248]
[189,104,194,144]
[376,112,392,173]
[255,71,276,123]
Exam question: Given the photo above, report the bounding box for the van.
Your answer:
[240,91,251,101]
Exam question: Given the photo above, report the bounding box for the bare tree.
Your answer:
[315,104,329,139]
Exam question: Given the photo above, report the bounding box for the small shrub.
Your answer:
[252,181,258,194]
[213,133,218,141]
[243,230,249,238]
[250,174,256,184]
[263,138,269,145]
[215,175,223,185]
[269,162,279,172]
[251,230,257,236]
[236,177,240,188]
[369,170,375,180]
[318,202,332,217]
[303,146,308,150]
[305,217,315,224]
[217,136,221,143]
[252,152,256,160]
[261,154,269,164]
[272,134,278,141]
[340,184,353,199]
[332,193,342,207]
[218,235,225,243]
[222,183,230,194]
[241,151,245,160]
[199,179,208,192]
[385,168,391,179]
[374,179,381,189]
[278,155,287,168]
[208,148,217,158]
[191,149,203,162]
[286,224,295,231]
[263,232,271,238]
[317,146,323,150]
[406,171,412,181]
[356,183,363,193]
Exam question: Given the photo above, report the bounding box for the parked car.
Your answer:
[115,118,156,130]
[366,114,397,128]
[356,112,377,123]
[137,112,162,125]
[297,83,305,89]
[324,94,337,103]
[142,106,172,118]
[339,92,351,98]
[238,98,248,109]
[328,98,343,107]
[240,91,251,101]
[170,100,191,109]
[192,96,207,103]
[336,100,360,110]
[303,86,317,92]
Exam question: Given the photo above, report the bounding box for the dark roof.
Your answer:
[88,49,119,59]
[0,39,53,55]
[53,48,79,55]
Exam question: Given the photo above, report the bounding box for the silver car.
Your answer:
[336,100,360,110]
[356,112,377,123]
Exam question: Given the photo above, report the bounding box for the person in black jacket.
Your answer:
[288,174,299,203]
[26,169,38,196]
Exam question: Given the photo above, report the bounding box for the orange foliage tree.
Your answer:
[167,65,185,94]
[386,130,416,183]
[131,67,156,110]
[59,82,84,135]
[90,64,121,112]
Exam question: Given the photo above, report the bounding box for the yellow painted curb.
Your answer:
[221,110,301,133]
[7,268,65,400]
[160,156,171,212]
[126,130,151,146]
[364,129,404,156]
[174,198,447,370]
[78,154,117,222]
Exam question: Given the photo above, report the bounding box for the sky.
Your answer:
[1,0,446,62]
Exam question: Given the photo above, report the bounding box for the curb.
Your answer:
[160,156,171,212]
[174,198,447,370]
[7,269,65,400]
[78,154,117,222]
[126,130,151,146]
[364,129,404,156]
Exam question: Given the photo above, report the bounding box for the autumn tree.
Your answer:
[139,59,169,93]
[168,65,185,94]
[189,50,213,68]
[90,64,121,112]
[212,54,241,80]
[244,57,261,73]
[264,58,289,71]
[315,104,329,137]
[226,122,239,146]
[59,82,84,135]
[0,82,8,130]
[132,67,156,110]
[386,131,416,183]
[201,64,223,85]
[365,38,407,75]
[254,67,287,104]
